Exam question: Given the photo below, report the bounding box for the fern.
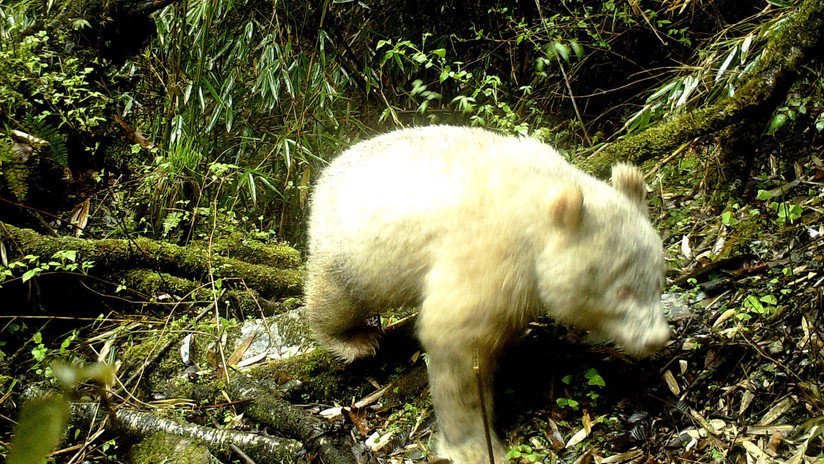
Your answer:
[23,115,69,167]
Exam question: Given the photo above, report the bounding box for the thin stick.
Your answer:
[534,0,592,147]
[473,346,496,464]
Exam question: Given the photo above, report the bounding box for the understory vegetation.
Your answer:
[0,0,822,463]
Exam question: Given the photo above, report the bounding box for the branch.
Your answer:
[0,222,303,300]
[120,269,285,313]
[72,401,305,462]
[228,375,358,464]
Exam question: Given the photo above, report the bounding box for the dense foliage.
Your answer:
[3,0,820,242]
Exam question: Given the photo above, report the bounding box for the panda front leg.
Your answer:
[418,297,508,464]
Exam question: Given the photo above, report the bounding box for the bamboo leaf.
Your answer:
[715,46,738,82]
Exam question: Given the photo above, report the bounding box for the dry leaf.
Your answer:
[601,449,643,463]
[354,384,391,409]
[664,370,681,396]
[365,431,394,452]
[572,450,594,464]
[741,440,772,463]
[69,198,90,237]
[766,431,783,455]
[679,359,688,375]
[745,425,794,435]
[681,235,692,258]
[227,333,256,366]
[712,235,725,254]
[566,427,588,448]
[758,397,793,426]
[546,418,566,450]
[713,308,737,327]
[681,339,700,350]
[689,409,720,436]
[342,407,370,435]
[740,390,755,415]
[236,352,267,368]
[582,410,593,434]
[319,406,343,421]
[786,424,819,464]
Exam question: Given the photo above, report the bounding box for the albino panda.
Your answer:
[304,125,670,463]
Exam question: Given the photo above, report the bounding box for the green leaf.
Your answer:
[8,393,70,464]
[744,295,764,312]
[246,172,257,204]
[767,113,788,134]
[756,190,773,201]
[585,368,606,387]
[31,345,47,362]
[759,294,777,305]
[721,211,737,227]
[557,397,579,409]
[788,204,802,222]
[569,40,584,60]
[21,268,38,282]
[552,41,570,63]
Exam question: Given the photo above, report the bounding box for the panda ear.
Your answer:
[611,162,647,207]
[549,185,583,230]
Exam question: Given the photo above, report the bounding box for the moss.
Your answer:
[0,222,304,300]
[2,163,30,200]
[120,331,196,399]
[250,350,368,401]
[206,232,303,268]
[128,432,212,464]
[123,269,199,297]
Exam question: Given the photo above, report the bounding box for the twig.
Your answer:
[533,0,592,146]
[474,346,496,464]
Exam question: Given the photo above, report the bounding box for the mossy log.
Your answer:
[128,432,216,464]
[0,221,303,303]
[200,233,303,269]
[72,401,305,462]
[228,375,357,464]
[119,269,285,314]
[580,0,824,177]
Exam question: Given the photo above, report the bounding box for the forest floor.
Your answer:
[1,149,822,464]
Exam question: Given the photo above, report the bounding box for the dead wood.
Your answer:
[228,375,358,464]
[71,401,305,462]
[0,221,303,303]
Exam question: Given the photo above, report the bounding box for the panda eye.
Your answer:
[616,286,634,301]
